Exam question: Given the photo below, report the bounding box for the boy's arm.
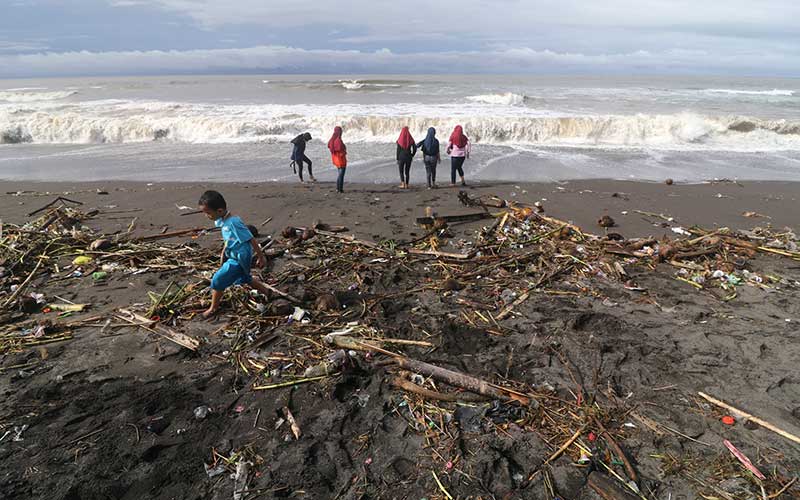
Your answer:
[250,238,266,268]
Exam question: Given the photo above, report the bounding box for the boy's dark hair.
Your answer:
[198,190,226,210]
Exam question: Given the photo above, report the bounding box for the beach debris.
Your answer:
[698,391,800,445]
[232,459,250,500]
[723,439,766,480]
[665,178,674,185]
[72,255,93,266]
[89,238,113,251]
[194,405,211,420]
[282,407,301,440]
[598,215,616,228]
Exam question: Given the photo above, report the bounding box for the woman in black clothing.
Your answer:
[290,132,315,182]
[396,126,417,189]
[416,127,440,189]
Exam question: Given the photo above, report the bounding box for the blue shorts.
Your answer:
[210,259,252,291]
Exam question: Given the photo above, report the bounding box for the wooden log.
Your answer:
[395,356,531,406]
[328,335,532,405]
[697,392,800,445]
[593,417,638,486]
[390,376,488,402]
[587,472,639,500]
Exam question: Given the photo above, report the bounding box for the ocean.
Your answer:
[1,74,799,183]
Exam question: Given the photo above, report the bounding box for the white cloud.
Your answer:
[0,44,796,78]
[105,0,800,33]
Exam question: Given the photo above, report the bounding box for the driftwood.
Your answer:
[698,392,800,445]
[587,472,639,500]
[407,248,473,260]
[394,356,531,406]
[327,335,531,405]
[390,375,488,402]
[27,196,83,217]
[134,227,206,242]
[593,417,638,486]
[117,309,199,350]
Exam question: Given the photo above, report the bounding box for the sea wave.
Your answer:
[706,88,795,97]
[466,93,529,106]
[0,90,78,103]
[1,100,799,150]
[338,79,404,90]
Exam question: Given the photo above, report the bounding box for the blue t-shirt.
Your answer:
[215,215,253,271]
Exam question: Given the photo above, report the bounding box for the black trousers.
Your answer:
[398,159,412,184]
[336,167,346,192]
[424,160,437,186]
[451,156,465,184]
[296,154,312,181]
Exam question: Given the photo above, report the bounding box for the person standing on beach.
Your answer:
[290,132,315,183]
[447,125,471,186]
[328,126,347,193]
[197,190,271,318]
[416,127,440,189]
[396,126,417,189]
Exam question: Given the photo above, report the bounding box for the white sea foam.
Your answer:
[4,87,49,91]
[340,80,366,90]
[706,88,795,97]
[0,90,78,103]
[1,99,799,151]
[466,93,528,106]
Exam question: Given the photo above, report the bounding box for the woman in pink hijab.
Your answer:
[446,125,471,186]
[396,126,417,189]
[328,126,347,193]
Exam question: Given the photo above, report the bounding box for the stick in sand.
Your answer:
[698,391,800,445]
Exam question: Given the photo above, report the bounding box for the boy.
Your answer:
[198,190,271,318]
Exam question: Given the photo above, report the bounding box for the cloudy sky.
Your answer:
[1,0,798,77]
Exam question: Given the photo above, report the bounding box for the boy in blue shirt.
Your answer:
[198,190,270,318]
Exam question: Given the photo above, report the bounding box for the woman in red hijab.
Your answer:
[396,126,417,189]
[328,126,347,193]
[446,125,471,186]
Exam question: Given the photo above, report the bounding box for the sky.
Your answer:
[0,0,798,78]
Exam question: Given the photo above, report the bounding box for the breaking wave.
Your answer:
[338,79,404,90]
[706,88,795,97]
[0,90,78,103]
[466,93,529,106]
[1,100,799,150]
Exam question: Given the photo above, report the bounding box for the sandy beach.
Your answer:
[1,178,799,499]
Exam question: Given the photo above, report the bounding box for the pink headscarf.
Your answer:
[449,125,468,148]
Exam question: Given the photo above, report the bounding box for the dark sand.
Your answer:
[1,178,799,499]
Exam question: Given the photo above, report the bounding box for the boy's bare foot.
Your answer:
[202,307,217,319]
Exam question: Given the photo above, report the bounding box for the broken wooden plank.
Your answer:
[118,309,199,351]
[407,248,473,260]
